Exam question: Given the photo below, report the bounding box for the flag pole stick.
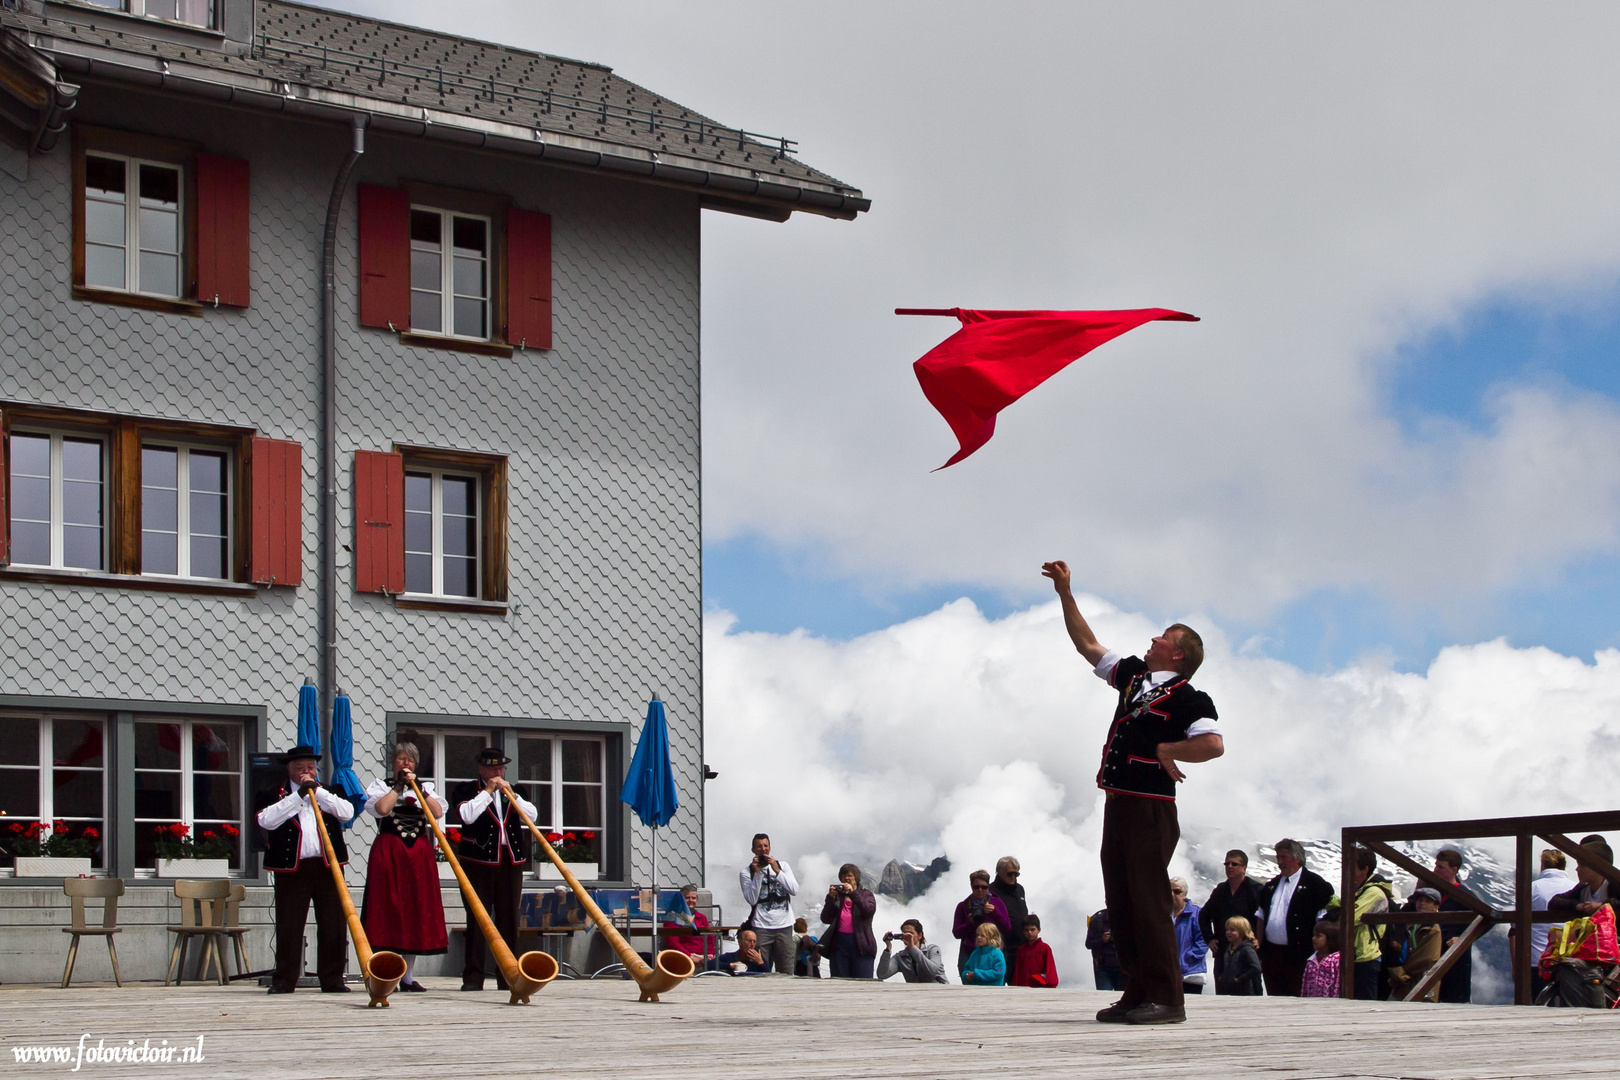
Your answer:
[894,308,959,316]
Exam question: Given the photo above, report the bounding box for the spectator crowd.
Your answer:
[665,831,1616,1005]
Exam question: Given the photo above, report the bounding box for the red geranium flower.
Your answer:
[446,828,463,843]
[222,824,240,836]
[168,823,190,838]
[582,831,596,841]
[7,823,22,834]
[545,831,562,843]
[563,831,577,842]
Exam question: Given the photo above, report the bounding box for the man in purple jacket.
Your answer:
[1043,560,1224,1025]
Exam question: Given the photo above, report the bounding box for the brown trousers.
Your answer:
[1099,793,1182,1009]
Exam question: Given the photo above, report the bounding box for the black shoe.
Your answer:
[320,984,353,993]
[460,981,483,991]
[1125,1003,1186,1025]
[266,985,295,995]
[400,980,427,992]
[1096,1000,1134,1023]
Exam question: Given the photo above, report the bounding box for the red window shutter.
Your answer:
[506,207,552,350]
[196,153,251,307]
[353,450,404,594]
[249,437,302,586]
[358,184,410,330]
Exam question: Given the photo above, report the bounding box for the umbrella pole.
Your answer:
[651,827,658,959]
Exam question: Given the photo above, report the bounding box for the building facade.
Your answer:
[0,0,865,980]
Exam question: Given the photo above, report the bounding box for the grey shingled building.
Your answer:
[0,0,866,982]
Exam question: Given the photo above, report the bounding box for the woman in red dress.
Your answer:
[362,742,448,991]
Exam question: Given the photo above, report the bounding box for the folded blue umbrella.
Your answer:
[295,680,321,758]
[621,698,678,828]
[328,693,368,827]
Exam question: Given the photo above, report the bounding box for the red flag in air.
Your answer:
[904,307,1199,469]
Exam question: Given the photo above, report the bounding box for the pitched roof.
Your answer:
[0,0,868,220]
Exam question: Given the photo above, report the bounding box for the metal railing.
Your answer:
[1340,810,1620,1004]
[254,34,799,160]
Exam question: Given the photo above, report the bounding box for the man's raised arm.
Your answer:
[1041,560,1108,666]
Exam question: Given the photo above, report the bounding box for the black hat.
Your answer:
[476,747,511,766]
[284,745,321,762]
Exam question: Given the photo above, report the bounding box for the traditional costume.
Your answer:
[253,745,354,993]
[450,748,537,991]
[361,774,449,974]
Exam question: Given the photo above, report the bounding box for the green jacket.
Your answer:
[1352,878,1394,962]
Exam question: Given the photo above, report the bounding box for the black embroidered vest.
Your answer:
[255,782,349,872]
[449,781,532,865]
[1096,655,1217,800]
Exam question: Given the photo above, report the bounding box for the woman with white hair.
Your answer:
[362,740,450,991]
[1171,877,1209,995]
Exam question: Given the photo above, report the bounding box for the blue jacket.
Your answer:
[1174,903,1209,979]
[962,944,1006,986]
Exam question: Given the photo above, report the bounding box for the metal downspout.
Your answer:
[320,116,365,753]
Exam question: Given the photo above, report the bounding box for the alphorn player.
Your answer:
[1041,561,1224,1026]
[361,741,449,992]
[254,744,355,994]
[452,747,537,992]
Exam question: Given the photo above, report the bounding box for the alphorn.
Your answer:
[506,798,695,1002]
[407,777,558,1004]
[305,787,407,1007]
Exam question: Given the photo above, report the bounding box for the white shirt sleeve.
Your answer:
[362,777,392,819]
[776,860,799,897]
[508,790,537,820]
[1187,716,1221,738]
[256,790,303,830]
[459,789,492,823]
[740,869,760,905]
[1093,649,1123,683]
[420,780,449,818]
[315,787,353,820]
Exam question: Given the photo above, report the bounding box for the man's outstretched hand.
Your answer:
[1041,560,1071,594]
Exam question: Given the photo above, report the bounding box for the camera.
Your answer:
[883,931,905,943]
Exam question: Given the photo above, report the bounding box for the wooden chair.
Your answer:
[219,883,253,979]
[61,878,125,988]
[165,879,232,986]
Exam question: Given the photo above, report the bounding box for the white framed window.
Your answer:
[132,719,244,869]
[7,430,105,571]
[140,443,231,580]
[0,713,107,869]
[410,207,491,340]
[83,152,183,298]
[404,469,480,598]
[81,1,216,30]
[514,735,605,866]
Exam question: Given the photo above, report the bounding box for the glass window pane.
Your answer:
[62,438,102,485]
[85,244,126,290]
[193,723,239,772]
[443,734,487,784]
[138,251,179,297]
[62,524,103,571]
[10,433,49,477]
[521,784,552,827]
[143,531,178,576]
[134,722,182,770]
[0,717,37,766]
[452,217,486,255]
[410,209,441,246]
[85,198,125,247]
[411,290,442,333]
[395,729,434,778]
[453,297,486,338]
[405,553,432,594]
[405,509,432,555]
[411,249,441,292]
[190,490,227,536]
[139,207,178,254]
[404,473,432,515]
[441,476,474,517]
[453,255,485,298]
[133,772,182,819]
[62,475,102,528]
[561,785,602,829]
[443,556,476,598]
[12,521,50,566]
[10,436,51,565]
[138,163,179,207]
[143,445,178,488]
[12,474,48,522]
[192,774,239,820]
[190,450,226,494]
[53,719,103,768]
[517,738,552,782]
[134,822,180,870]
[190,534,226,580]
[0,769,40,817]
[85,155,126,195]
[52,769,104,818]
[561,740,601,783]
[443,513,475,557]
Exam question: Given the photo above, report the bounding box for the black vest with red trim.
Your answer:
[449,781,532,865]
[254,782,349,872]
[1097,655,1217,800]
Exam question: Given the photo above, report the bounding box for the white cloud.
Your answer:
[704,596,1620,988]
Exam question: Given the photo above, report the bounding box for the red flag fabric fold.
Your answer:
[909,307,1198,469]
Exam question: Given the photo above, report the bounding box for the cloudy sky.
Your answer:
[347,2,1620,990]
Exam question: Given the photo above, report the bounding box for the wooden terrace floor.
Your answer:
[1,975,1614,1079]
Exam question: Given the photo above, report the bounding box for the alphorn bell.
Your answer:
[305,787,407,1007]
[407,777,558,1005]
[507,799,695,1002]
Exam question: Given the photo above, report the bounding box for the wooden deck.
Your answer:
[2,975,1614,1079]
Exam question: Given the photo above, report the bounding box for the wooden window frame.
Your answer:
[1,402,255,594]
[397,183,513,357]
[394,444,508,610]
[3,425,110,573]
[71,125,205,317]
[137,441,234,582]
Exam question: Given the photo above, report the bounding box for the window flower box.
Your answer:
[14,857,93,878]
[157,858,229,879]
[539,861,599,882]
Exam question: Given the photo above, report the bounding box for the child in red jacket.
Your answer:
[1012,914,1059,987]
